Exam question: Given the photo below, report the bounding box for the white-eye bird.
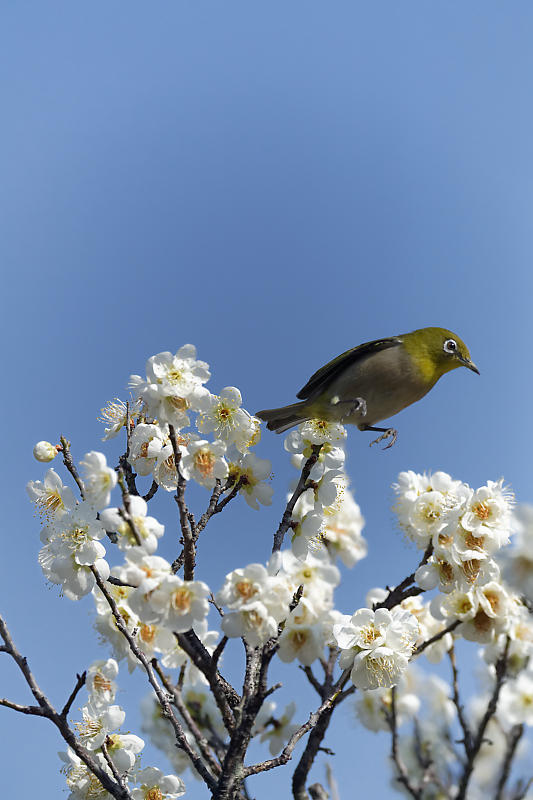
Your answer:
[256,327,479,448]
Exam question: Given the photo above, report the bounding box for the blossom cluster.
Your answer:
[393,471,524,645]
[60,657,184,800]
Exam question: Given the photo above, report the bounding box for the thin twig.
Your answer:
[101,741,131,796]
[413,619,461,657]
[59,436,86,499]
[61,671,87,718]
[448,645,472,756]
[212,636,229,668]
[374,543,433,611]
[272,445,322,553]
[494,724,524,800]
[388,686,421,799]
[116,471,143,546]
[143,480,159,502]
[0,698,47,715]
[169,424,196,581]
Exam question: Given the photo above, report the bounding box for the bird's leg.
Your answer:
[330,395,367,421]
[360,425,398,450]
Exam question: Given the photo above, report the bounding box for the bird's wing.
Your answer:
[296,337,401,400]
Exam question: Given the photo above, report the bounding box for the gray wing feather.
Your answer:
[296,338,401,400]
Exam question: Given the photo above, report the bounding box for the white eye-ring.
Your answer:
[443,338,457,354]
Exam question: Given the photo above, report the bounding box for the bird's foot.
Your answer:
[369,428,398,450]
[332,395,367,421]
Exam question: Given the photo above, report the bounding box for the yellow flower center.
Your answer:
[194,449,216,478]
[473,502,491,521]
[172,587,192,613]
[235,580,256,601]
[140,624,156,644]
[145,787,163,800]
[35,491,64,520]
[361,624,380,646]
[290,630,308,649]
[92,673,112,694]
[462,559,482,584]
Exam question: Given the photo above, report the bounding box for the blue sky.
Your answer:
[2,2,533,797]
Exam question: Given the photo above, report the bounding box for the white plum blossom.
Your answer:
[499,670,533,726]
[393,470,467,549]
[128,423,167,476]
[98,397,141,441]
[105,733,145,773]
[92,583,141,668]
[180,439,228,489]
[132,767,185,800]
[38,502,109,600]
[278,549,340,612]
[27,468,76,521]
[129,346,211,427]
[460,480,513,548]
[285,428,346,473]
[355,680,420,733]
[277,601,335,665]
[333,607,419,690]
[197,387,256,452]
[222,600,279,648]
[153,434,190,491]
[143,575,210,632]
[86,658,119,708]
[112,550,171,589]
[76,703,125,750]
[227,452,273,509]
[400,596,453,663]
[80,451,117,510]
[321,477,367,568]
[501,504,533,601]
[100,496,164,553]
[290,510,324,560]
[59,748,115,800]
[294,419,347,447]
[33,440,57,462]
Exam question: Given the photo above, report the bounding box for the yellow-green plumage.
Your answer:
[256,327,478,437]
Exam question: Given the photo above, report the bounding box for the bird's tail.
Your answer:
[256,401,310,434]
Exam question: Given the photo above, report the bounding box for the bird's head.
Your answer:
[402,327,479,384]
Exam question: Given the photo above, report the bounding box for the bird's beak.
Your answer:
[462,357,480,375]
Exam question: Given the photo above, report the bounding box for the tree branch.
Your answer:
[455,637,511,800]
[151,658,222,776]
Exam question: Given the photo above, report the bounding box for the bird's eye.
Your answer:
[443,339,457,354]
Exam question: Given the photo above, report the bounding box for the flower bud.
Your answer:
[33,441,57,462]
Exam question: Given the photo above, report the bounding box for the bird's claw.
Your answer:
[369,428,398,450]
[334,396,367,422]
